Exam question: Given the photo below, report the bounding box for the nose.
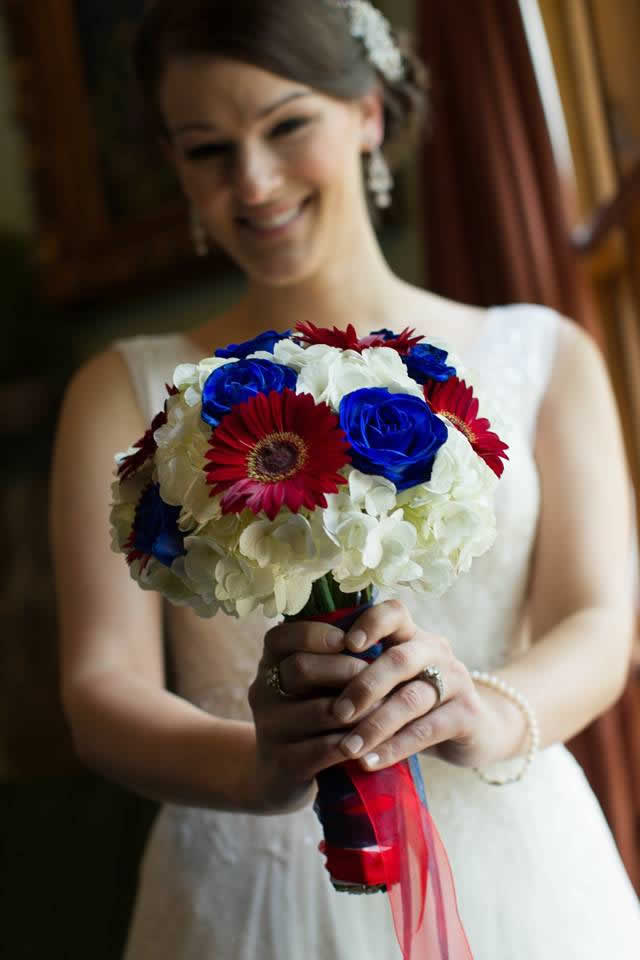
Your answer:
[233,141,284,206]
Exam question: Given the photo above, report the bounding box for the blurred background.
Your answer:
[0,1,638,956]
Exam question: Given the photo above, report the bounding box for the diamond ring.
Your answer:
[420,665,446,707]
[265,663,296,699]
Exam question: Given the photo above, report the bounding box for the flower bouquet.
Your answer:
[110,321,508,959]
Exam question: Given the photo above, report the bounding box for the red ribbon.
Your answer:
[319,841,396,889]
[350,761,473,959]
[309,602,474,959]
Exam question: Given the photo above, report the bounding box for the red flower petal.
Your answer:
[118,384,178,481]
[205,389,350,518]
[294,321,424,356]
[425,377,509,478]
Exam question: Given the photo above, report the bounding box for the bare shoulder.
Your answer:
[52,347,164,700]
[536,311,631,512]
[540,313,610,415]
[53,347,148,510]
[528,310,633,644]
[62,347,143,426]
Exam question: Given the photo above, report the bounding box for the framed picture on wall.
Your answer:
[4,0,220,303]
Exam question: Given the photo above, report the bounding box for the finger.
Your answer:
[263,620,345,665]
[333,637,440,723]
[343,598,416,654]
[278,733,353,784]
[337,676,442,759]
[356,699,469,771]
[280,652,368,696]
[251,687,354,741]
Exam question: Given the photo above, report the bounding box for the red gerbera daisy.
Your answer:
[117,384,179,481]
[295,320,423,356]
[424,377,510,478]
[204,389,351,520]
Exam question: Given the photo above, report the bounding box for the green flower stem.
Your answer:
[314,575,336,614]
[326,575,356,610]
[284,578,375,623]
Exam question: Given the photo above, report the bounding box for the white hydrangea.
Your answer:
[296,345,423,411]
[181,531,232,609]
[213,553,315,619]
[181,510,338,619]
[154,390,216,529]
[347,468,398,517]
[397,422,498,586]
[404,495,496,572]
[323,487,422,593]
[134,554,215,618]
[267,338,335,372]
[405,547,457,598]
[238,511,340,574]
[173,355,238,408]
[403,418,497,503]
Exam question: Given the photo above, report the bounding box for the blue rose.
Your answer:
[369,328,397,341]
[133,484,186,567]
[215,330,292,360]
[201,359,297,428]
[403,344,457,385]
[339,388,448,491]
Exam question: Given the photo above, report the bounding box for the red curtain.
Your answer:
[417,0,639,892]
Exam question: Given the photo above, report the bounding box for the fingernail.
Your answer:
[348,629,367,650]
[342,734,364,756]
[334,699,355,722]
[326,629,345,651]
[363,753,380,769]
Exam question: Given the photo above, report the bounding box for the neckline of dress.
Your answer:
[175,305,504,361]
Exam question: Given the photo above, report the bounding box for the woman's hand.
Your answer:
[248,620,367,813]
[329,599,523,772]
[248,599,525,812]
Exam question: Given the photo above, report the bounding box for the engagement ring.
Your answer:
[265,663,296,699]
[420,665,446,706]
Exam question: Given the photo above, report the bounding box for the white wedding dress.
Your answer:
[115,304,640,959]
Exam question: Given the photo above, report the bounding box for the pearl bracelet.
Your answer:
[470,670,540,786]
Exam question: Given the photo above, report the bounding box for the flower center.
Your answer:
[444,412,477,445]
[247,431,308,483]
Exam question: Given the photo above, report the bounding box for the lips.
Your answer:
[237,197,311,234]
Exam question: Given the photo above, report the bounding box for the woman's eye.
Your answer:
[183,118,310,161]
[185,142,232,161]
[270,117,310,138]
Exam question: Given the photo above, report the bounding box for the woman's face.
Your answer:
[160,57,381,286]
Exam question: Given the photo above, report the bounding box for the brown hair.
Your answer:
[134,0,428,162]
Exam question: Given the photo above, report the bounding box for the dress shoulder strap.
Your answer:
[111,334,192,424]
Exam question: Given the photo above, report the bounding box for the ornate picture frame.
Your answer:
[5,0,215,303]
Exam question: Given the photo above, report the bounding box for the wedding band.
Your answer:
[420,665,445,706]
[265,664,296,699]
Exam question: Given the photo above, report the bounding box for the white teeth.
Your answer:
[246,205,302,231]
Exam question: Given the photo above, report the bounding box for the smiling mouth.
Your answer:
[237,197,312,234]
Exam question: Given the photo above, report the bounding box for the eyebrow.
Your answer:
[172,91,313,136]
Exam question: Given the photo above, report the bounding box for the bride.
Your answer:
[50,1,640,957]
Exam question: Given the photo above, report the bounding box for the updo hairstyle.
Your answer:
[134,0,428,167]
